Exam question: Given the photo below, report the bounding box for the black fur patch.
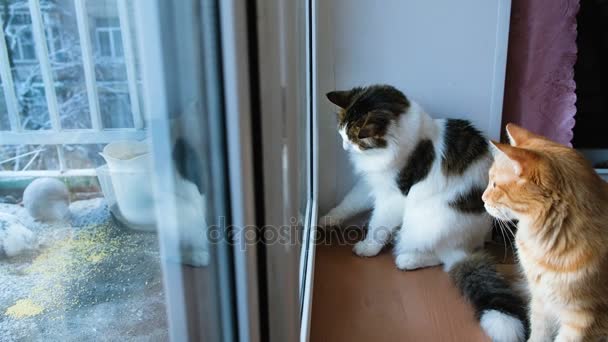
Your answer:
[449,253,529,339]
[449,187,485,214]
[172,137,204,194]
[396,139,435,195]
[442,119,488,176]
[340,85,409,125]
[327,85,410,150]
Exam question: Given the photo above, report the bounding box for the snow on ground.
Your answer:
[0,198,168,341]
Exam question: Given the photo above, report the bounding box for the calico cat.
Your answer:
[483,124,608,342]
[321,85,527,341]
[168,137,210,267]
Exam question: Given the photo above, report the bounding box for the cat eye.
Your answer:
[492,182,496,188]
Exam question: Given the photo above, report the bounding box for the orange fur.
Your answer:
[483,123,608,341]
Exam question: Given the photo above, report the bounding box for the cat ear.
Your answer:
[326,90,355,108]
[490,140,539,176]
[505,123,542,146]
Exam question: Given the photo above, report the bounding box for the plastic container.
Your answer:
[98,140,156,227]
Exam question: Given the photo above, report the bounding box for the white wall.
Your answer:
[315,0,511,213]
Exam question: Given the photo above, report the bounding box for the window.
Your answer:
[4,13,36,62]
[94,17,123,59]
[0,1,253,340]
[1,1,311,340]
[44,21,62,57]
[3,11,62,63]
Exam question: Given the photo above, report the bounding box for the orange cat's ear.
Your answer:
[490,140,540,176]
[505,123,543,146]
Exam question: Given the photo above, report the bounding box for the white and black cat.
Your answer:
[320,85,527,342]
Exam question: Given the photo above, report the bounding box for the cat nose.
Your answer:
[481,189,488,202]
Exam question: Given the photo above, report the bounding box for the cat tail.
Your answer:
[447,252,528,342]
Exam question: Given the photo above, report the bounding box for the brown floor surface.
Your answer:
[310,241,502,342]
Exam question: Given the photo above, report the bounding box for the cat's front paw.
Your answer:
[353,240,382,257]
[318,214,343,229]
[395,254,419,270]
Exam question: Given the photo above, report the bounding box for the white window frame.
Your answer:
[94,17,123,59]
[0,0,144,177]
[6,12,37,63]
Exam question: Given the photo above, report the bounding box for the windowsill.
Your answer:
[310,217,513,341]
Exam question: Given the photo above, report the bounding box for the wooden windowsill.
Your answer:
[310,235,517,341]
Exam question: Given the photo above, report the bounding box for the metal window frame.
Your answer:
[219,1,261,341]
[252,0,316,341]
[135,0,237,341]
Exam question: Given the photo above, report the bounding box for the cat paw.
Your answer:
[353,240,382,257]
[318,214,342,229]
[395,253,439,270]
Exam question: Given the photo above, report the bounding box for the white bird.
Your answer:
[23,177,70,222]
[0,212,37,258]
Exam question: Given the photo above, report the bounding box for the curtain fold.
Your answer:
[502,0,580,145]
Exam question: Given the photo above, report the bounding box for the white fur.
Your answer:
[395,251,440,270]
[163,174,210,267]
[321,101,492,269]
[439,248,468,272]
[0,212,37,257]
[480,309,526,342]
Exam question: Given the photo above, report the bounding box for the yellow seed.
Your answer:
[5,299,44,319]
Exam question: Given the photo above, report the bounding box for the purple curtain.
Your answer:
[502,0,580,145]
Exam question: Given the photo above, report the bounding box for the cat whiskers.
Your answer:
[494,217,509,262]
[492,213,517,261]
[496,208,518,240]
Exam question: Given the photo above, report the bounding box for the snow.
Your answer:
[0,198,168,341]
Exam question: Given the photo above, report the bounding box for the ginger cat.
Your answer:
[483,123,608,342]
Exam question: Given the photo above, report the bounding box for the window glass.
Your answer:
[112,30,123,57]
[40,1,92,130]
[0,82,9,131]
[0,145,59,171]
[1,2,51,130]
[97,30,111,57]
[0,1,168,340]
[0,1,232,340]
[88,0,134,128]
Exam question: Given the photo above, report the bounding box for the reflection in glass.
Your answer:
[87,0,137,129]
[41,0,92,129]
[0,1,167,340]
[1,0,51,130]
[0,83,9,130]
